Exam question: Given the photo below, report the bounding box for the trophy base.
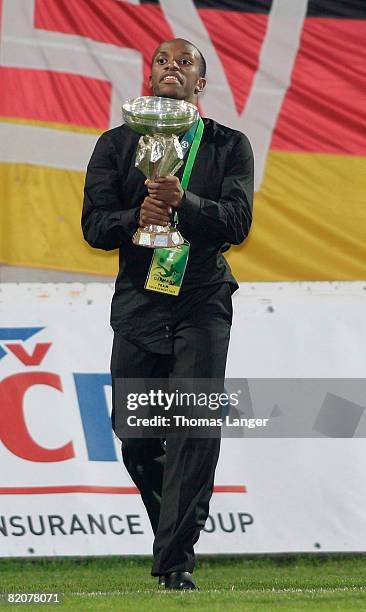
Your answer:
[133,225,184,248]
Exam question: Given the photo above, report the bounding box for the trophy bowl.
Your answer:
[122,96,199,136]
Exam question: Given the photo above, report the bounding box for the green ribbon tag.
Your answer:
[145,242,190,296]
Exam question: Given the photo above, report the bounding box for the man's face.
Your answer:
[149,40,206,104]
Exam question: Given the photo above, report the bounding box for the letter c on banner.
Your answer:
[0,372,75,462]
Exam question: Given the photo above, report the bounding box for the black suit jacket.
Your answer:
[82,117,254,338]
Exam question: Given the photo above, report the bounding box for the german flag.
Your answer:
[0,0,365,280]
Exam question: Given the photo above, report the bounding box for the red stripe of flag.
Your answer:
[271,18,366,155]
[35,1,366,154]
[0,66,111,129]
[0,485,246,494]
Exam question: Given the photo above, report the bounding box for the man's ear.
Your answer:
[149,75,153,89]
[194,77,207,94]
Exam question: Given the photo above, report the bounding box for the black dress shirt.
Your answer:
[82,117,254,353]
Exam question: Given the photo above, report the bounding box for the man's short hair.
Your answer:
[152,39,207,79]
[197,47,207,79]
[190,42,206,79]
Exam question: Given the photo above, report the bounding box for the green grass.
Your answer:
[0,555,365,611]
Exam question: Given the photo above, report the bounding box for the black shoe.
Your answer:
[158,575,165,588]
[164,571,196,590]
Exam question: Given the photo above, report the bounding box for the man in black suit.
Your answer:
[82,38,254,590]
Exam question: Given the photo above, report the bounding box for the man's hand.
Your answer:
[145,176,184,209]
[139,196,172,227]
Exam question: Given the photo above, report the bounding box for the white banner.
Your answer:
[1,282,366,556]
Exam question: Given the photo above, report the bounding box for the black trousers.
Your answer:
[110,283,232,576]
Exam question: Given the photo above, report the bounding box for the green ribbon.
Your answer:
[181,117,204,189]
[173,117,204,226]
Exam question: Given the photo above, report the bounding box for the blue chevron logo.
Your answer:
[0,327,44,360]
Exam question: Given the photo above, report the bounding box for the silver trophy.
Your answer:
[122,96,199,248]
